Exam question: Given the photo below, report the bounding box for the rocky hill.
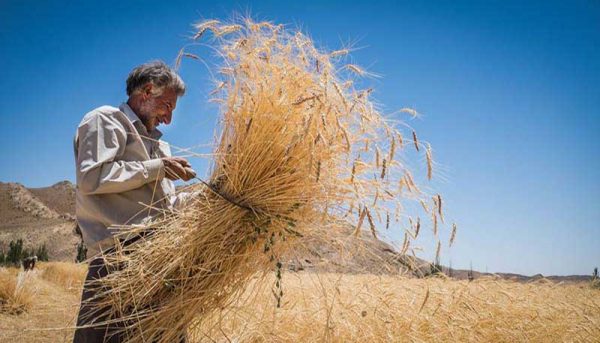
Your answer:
[0,181,80,262]
[28,181,76,219]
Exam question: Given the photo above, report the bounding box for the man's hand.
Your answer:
[161,157,196,181]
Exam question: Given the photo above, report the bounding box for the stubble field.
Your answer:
[1,262,599,342]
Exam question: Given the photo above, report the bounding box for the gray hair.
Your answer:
[126,61,186,97]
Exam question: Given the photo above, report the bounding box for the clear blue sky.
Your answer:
[1,0,598,276]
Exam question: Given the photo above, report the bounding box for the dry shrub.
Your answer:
[86,18,449,342]
[0,268,35,315]
[40,262,87,291]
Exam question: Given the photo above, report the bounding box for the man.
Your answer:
[73,61,194,342]
[22,255,37,271]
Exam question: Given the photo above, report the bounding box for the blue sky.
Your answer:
[1,0,598,276]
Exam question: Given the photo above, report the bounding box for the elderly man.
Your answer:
[73,61,193,343]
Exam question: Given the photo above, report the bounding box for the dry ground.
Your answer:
[0,262,86,342]
[1,262,599,342]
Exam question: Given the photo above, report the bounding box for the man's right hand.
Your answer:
[161,157,196,181]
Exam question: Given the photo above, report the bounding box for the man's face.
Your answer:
[137,87,178,132]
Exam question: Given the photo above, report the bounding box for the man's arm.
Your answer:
[75,111,165,195]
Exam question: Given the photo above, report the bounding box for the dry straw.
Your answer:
[84,18,449,342]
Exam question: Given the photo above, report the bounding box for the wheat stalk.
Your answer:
[426,143,433,181]
[412,131,419,152]
[82,18,447,342]
[449,223,457,247]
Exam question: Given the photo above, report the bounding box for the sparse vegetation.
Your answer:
[5,239,24,266]
[468,262,474,282]
[429,256,443,276]
[75,241,87,263]
[1,239,49,266]
[35,244,49,262]
[592,267,600,290]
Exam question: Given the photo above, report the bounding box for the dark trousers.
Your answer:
[73,257,121,343]
[73,234,187,343]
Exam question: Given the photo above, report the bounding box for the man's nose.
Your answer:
[164,111,172,125]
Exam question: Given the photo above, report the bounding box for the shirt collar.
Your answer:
[119,102,163,140]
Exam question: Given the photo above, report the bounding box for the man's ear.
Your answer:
[142,83,153,99]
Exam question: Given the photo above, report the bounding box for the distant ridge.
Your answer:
[0,180,593,283]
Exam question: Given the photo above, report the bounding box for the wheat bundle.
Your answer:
[85,18,447,342]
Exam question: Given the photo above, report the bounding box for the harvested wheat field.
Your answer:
[1,262,599,342]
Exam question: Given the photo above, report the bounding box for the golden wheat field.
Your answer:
[1,262,599,342]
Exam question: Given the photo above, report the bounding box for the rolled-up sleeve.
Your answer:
[76,112,164,195]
